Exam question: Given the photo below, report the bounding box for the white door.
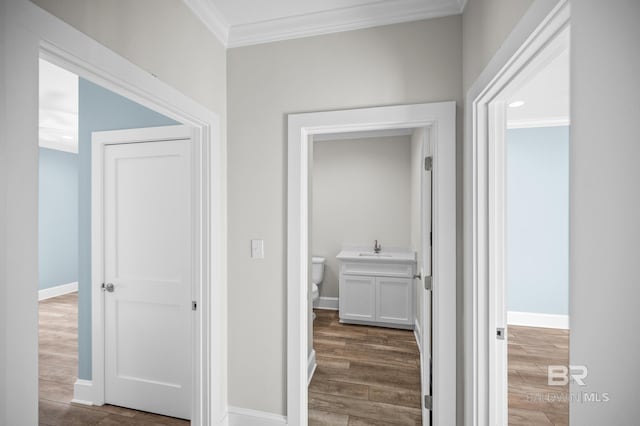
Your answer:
[421,130,433,426]
[102,129,192,419]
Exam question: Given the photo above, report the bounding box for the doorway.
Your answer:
[465,1,570,424]
[2,2,224,423]
[287,102,456,426]
[307,128,426,424]
[38,58,193,422]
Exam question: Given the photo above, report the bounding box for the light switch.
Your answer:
[251,239,264,258]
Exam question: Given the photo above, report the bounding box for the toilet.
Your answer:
[311,256,326,310]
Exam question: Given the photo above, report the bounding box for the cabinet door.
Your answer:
[340,275,376,321]
[376,277,413,325]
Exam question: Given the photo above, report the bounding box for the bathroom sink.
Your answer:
[358,252,392,257]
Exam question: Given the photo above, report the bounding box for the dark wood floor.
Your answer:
[508,325,569,426]
[309,309,422,426]
[39,292,189,426]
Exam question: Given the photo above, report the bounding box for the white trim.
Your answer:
[182,0,229,46]
[307,349,317,385]
[227,1,461,48]
[228,407,287,426]
[507,311,569,329]
[315,296,338,310]
[464,2,570,425]
[38,281,78,301]
[507,117,570,129]
[2,2,225,425]
[313,127,412,142]
[414,318,422,353]
[183,0,467,48]
[72,379,94,406]
[288,102,456,426]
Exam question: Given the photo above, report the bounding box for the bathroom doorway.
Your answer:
[308,128,424,424]
[287,102,456,426]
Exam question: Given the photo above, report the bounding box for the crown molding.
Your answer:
[183,0,229,46]
[227,0,462,48]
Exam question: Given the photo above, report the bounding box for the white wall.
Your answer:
[571,0,640,423]
[228,16,462,415]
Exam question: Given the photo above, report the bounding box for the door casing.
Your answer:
[463,1,570,424]
[287,102,457,426]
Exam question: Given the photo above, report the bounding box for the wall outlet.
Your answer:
[251,239,264,258]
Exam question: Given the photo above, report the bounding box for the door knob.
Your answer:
[104,283,115,293]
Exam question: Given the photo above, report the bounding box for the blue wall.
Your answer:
[507,126,569,315]
[39,148,78,290]
[78,78,178,379]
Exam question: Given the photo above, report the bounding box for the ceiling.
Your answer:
[39,59,78,153]
[507,32,570,129]
[184,0,466,48]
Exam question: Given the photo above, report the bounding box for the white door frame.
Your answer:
[1,3,225,425]
[287,102,456,426]
[463,1,569,425]
[91,125,197,417]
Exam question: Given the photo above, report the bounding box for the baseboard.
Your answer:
[314,296,338,310]
[39,281,78,301]
[507,311,569,329]
[414,319,422,353]
[228,406,287,426]
[72,379,94,405]
[308,349,317,385]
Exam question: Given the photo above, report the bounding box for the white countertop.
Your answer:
[336,247,416,263]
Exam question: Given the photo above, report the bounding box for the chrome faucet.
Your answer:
[374,240,381,254]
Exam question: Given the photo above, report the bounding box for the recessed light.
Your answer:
[509,100,525,108]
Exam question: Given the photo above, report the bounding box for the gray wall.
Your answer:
[0,0,6,417]
[38,148,79,290]
[311,135,412,298]
[227,16,462,414]
[507,126,569,315]
[462,0,533,93]
[571,0,640,423]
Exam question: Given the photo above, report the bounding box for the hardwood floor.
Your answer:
[309,309,422,426]
[38,292,189,426]
[508,325,569,426]
[310,310,569,426]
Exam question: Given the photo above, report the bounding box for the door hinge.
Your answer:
[192,301,197,311]
[424,156,433,171]
[424,276,433,291]
[424,394,433,410]
[496,327,505,340]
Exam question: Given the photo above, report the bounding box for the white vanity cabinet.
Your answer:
[337,250,416,329]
